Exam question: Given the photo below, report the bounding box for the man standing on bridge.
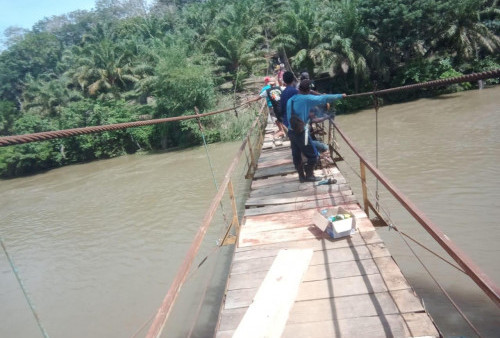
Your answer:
[286,79,346,182]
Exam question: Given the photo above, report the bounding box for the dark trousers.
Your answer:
[288,130,318,169]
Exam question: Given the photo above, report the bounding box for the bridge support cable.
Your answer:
[194,106,232,235]
[0,97,261,147]
[389,224,484,337]
[344,69,500,99]
[1,237,50,338]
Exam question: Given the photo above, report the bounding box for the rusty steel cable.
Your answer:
[345,69,500,98]
[2,70,498,148]
[0,97,261,147]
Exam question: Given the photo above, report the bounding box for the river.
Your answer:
[1,87,499,337]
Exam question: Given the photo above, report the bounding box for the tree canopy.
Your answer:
[0,0,498,177]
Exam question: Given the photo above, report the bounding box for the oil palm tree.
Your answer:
[271,0,322,74]
[22,74,81,117]
[63,23,139,100]
[310,0,376,92]
[438,0,500,62]
[204,2,265,81]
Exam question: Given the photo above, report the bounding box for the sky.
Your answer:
[0,0,97,34]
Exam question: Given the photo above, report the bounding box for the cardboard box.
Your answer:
[313,206,356,239]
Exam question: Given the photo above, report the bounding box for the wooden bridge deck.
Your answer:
[214,124,440,338]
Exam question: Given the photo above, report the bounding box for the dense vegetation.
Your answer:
[0,0,499,177]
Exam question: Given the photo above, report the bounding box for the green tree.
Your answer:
[152,46,216,148]
[0,100,18,135]
[313,0,375,92]
[21,74,82,117]
[62,23,139,100]
[204,1,265,82]
[437,0,500,63]
[272,0,321,74]
[0,31,63,102]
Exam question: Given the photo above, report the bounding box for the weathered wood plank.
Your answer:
[374,256,412,291]
[219,292,401,332]
[402,312,440,337]
[256,157,293,169]
[224,273,409,310]
[238,225,325,248]
[281,314,407,338]
[231,243,390,276]
[390,289,426,313]
[236,229,383,253]
[245,189,353,207]
[238,206,373,242]
[251,171,342,190]
[241,209,319,233]
[254,163,297,179]
[218,314,408,338]
[228,257,383,290]
[244,196,358,216]
[238,215,375,247]
[234,233,374,260]
[249,178,349,198]
[232,249,313,338]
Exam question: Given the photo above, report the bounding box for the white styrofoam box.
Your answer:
[312,206,357,239]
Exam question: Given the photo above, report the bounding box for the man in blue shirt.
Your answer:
[287,80,346,182]
[280,71,298,128]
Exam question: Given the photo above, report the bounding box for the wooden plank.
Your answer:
[254,160,335,177]
[251,170,341,190]
[225,273,408,310]
[236,229,383,254]
[253,163,297,179]
[374,256,412,291]
[218,314,408,338]
[238,225,324,248]
[231,244,390,276]
[241,209,319,233]
[238,217,372,248]
[256,157,293,169]
[249,181,351,199]
[281,314,407,338]
[238,207,374,242]
[390,289,426,313]
[244,195,358,216]
[232,249,313,338]
[234,233,373,260]
[228,257,383,290]
[257,149,291,162]
[219,292,401,332]
[402,312,440,337]
[245,189,353,207]
[260,141,290,151]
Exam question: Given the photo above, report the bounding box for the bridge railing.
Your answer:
[327,121,500,308]
[144,100,268,338]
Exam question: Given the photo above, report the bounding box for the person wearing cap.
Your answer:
[286,79,346,182]
[263,79,286,138]
[298,71,317,92]
[260,77,274,120]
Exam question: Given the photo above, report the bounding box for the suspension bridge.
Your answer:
[1,70,499,338]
